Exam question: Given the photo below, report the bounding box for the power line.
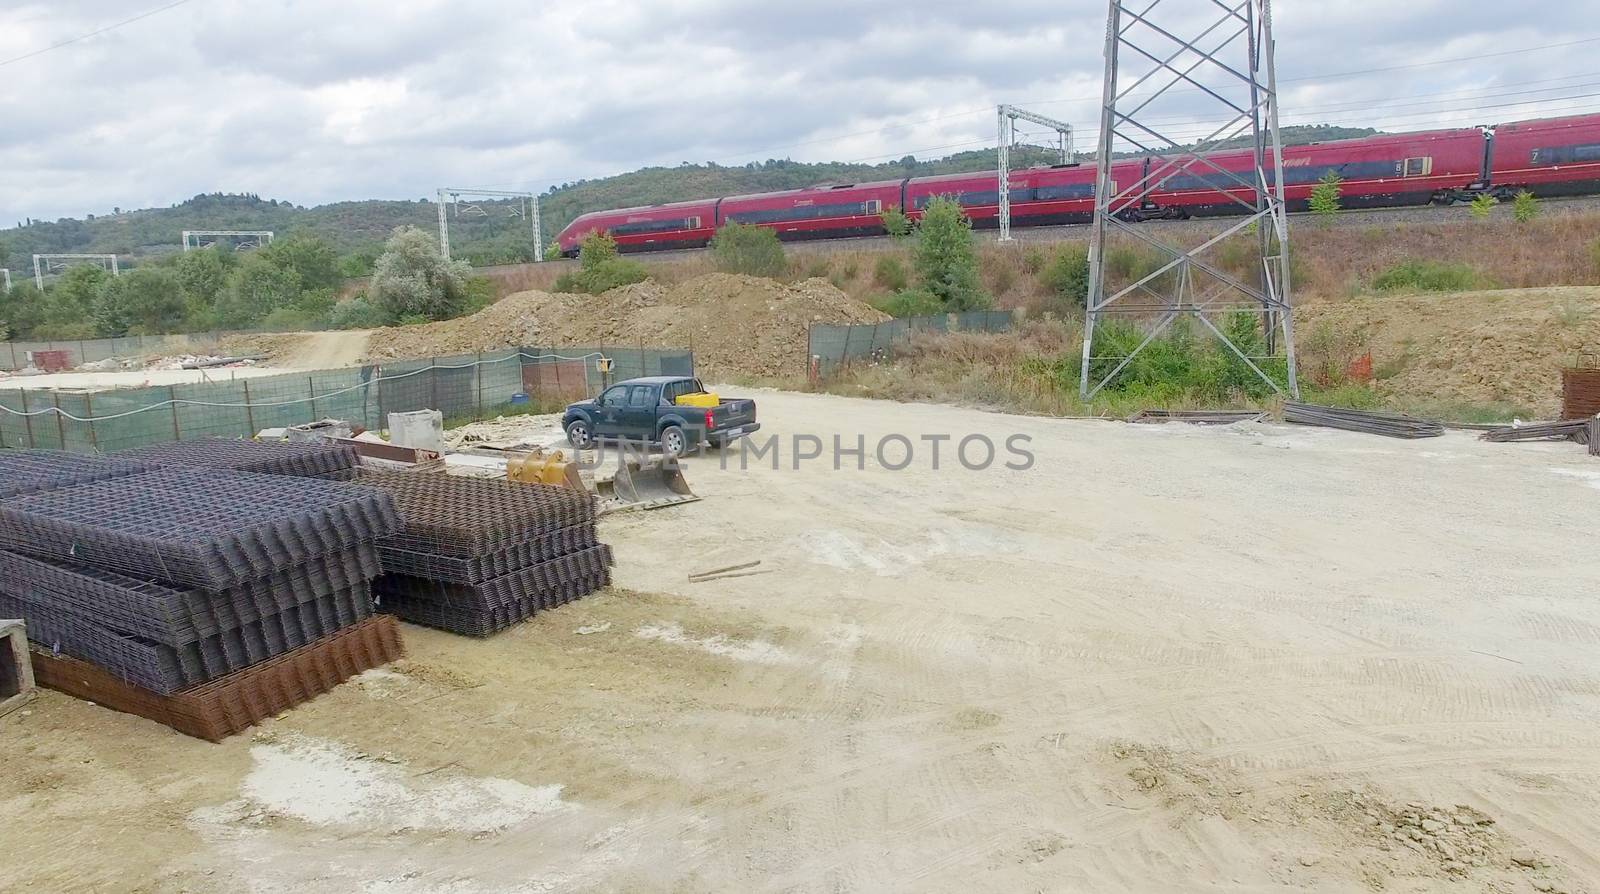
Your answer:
[1280,35,1600,83]
[0,0,193,68]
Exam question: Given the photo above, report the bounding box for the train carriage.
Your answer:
[556,198,719,257]
[1488,113,1600,198]
[718,179,904,241]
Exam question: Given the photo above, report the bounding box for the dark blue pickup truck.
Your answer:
[562,376,760,456]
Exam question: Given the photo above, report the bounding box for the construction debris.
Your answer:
[0,451,405,739]
[357,469,613,637]
[1127,409,1269,425]
[689,560,762,582]
[1284,402,1445,439]
[1479,419,1592,443]
[0,618,36,719]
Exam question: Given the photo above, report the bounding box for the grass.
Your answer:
[1372,261,1481,293]
[811,319,1530,424]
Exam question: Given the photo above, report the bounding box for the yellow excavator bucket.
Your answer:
[505,449,584,491]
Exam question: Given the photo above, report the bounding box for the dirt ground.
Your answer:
[1298,286,1600,415]
[4,388,1600,893]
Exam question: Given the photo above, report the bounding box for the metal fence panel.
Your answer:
[808,310,1014,377]
[0,346,693,453]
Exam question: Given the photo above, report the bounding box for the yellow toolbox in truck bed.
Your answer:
[673,391,720,408]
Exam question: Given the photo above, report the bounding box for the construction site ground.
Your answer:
[4,389,1599,893]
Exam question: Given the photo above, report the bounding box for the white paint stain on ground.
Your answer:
[799,526,1018,576]
[635,622,791,664]
[194,735,568,836]
[1550,467,1600,490]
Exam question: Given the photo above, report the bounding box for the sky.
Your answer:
[1,0,1597,224]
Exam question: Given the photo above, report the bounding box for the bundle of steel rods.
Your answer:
[116,436,359,480]
[0,459,405,738]
[358,470,613,637]
[1283,403,1445,439]
[1127,409,1268,425]
[1479,419,1592,443]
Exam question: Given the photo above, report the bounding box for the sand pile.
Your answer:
[1298,286,1600,415]
[364,273,889,378]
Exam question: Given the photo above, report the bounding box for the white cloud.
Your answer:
[0,0,1593,222]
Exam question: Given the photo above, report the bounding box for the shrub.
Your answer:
[710,222,787,277]
[552,231,649,294]
[1372,260,1479,293]
[873,255,909,291]
[1469,193,1497,220]
[1040,245,1090,311]
[1513,190,1540,223]
[880,205,913,238]
[215,254,302,328]
[911,197,989,310]
[462,275,496,314]
[1021,246,1046,274]
[1591,238,1600,274]
[369,226,473,322]
[872,288,946,318]
[1309,171,1342,220]
[329,296,386,329]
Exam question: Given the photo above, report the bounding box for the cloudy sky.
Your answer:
[1,0,1596,223]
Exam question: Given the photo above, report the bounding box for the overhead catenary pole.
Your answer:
[32,254,120,291]
[1080,0,1298,400]
[437,186,543,263]
[995,104,1075,242]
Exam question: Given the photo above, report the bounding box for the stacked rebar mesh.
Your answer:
[116,436,360,480]
[0,449,150,499]
[0,458,405,739]
[359,469,613,637]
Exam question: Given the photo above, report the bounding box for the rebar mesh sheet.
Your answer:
[374,545,613,611]
[379,569,611,637]
[0,450,151,499]
[116,437,358,479]
[357,469,596,557]
[0,547,378,645]
[31,614,404,742]
[0,470,402,590]
[377,523,600,584]
[0,587,371,694]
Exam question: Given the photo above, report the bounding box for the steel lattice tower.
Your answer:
[1080,0,1298,399]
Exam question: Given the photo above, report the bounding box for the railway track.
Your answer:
[487,194,1600,274]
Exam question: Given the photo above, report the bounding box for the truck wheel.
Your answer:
[566,420,594,449]
[660,425,687,457]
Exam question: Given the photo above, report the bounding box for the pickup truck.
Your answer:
[562,376,760,456]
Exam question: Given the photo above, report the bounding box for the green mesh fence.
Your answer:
[0,334,235,371]
[807,310,1015,377]
[0,346,694,454]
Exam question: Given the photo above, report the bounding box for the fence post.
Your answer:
[429,357,438,409]
[242,380,257,436]
[7,341,15,370]
[840,324,853,372]
[168,385,181,440]
[638,338,646,377]
[308,377,318,421]
[375,365,385,431]
[476,352,484,421]
[52,392,67,450]
[19,390,34,448]
[85,393,97,452]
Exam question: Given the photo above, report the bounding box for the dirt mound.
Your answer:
[1298,286,1600,416]
[363,273,889,379]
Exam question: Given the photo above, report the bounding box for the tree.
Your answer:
[880,205,913,238]
[1309,171,1342,220]
[369,226,472,322]
[909,196,988,310]
[92,267,186,336]
[1513,190,1540,223]
[259,233,341,293]
[215,254,302,328]
[42,265,111,337]
[1469,193,1497,220]
[710,222,786,277]
[175,245,238,305]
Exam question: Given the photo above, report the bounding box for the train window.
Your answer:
[1402,157,1432,177]
[863,199,882,214]
[686,216,701,228]
[1575,144,1600,162]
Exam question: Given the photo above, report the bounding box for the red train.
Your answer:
[554,113,1600,256]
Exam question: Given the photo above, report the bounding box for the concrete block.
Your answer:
[389,410,444,453]
[0,618,37,719]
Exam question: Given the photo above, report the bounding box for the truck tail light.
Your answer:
[704,410,715,429]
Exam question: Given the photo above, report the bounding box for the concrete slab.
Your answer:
[0,618,36,718]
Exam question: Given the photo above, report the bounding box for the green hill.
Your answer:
[0,125,1379,270]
